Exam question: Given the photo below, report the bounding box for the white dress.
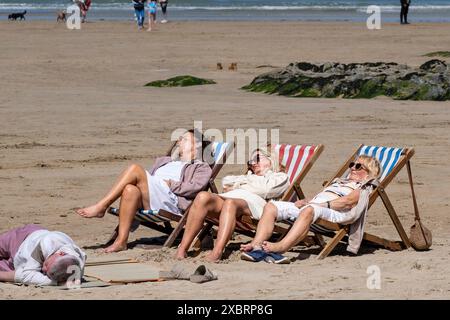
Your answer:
[146,161,188,215]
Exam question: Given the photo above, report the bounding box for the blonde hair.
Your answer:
[357,155,381,179]
[251,145,283,173]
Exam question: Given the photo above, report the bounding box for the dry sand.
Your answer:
[0,21,449,299]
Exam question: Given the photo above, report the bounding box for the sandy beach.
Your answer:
[0,21,449,299]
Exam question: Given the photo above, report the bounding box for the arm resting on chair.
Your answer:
[320,189,361,211]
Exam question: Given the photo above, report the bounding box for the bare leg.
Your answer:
[206,199,252,263]
[240,202,278,252]
[175,192,224,259]
[262,206,314,253]
[104,184,142,253]
[76,164,149,218]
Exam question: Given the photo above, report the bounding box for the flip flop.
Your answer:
[240,249,268,262]
[265,252,291,264]
[189,265,218,284]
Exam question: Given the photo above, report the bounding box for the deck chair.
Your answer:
[308,144,416,259]
[107,140,234,248]
[194,143,324,244]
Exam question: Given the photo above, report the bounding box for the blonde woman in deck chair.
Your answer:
[241,155,381,263]
[175,146,290,262]
[76,129,212,253]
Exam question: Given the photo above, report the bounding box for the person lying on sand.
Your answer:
[76,129,212,253]
[240,155,380,261]
[176,146,289,262]
[0,224,86,286]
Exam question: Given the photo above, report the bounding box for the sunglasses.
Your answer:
[247,153,269,166]
[349,162,368,172]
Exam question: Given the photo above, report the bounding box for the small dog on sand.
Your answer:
[217,63,223,70]
[228,62,237,71]
[56,10,67,22]
[8,10,27,21]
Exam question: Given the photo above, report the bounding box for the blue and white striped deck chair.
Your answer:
[108,140,234,248]
[309,144,416,259]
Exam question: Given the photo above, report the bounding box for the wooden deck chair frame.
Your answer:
[108,140,234,248]
[193,144,324,248]
[309,144,416,259]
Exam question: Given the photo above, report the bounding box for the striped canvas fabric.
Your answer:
[274,144,317,183]
[211,141,229,164]
[357,145,404,181]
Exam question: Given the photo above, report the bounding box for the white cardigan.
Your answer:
[220,170,290,219]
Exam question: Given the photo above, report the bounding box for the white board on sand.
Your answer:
[85,263,161,283]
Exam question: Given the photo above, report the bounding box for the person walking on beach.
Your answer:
[133,0,146,30]
[400,0,411,24]
[147,0,157,31]
[159,0,168,23]
[80,0,91,23]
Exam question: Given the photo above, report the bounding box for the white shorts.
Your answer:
[146,171,181,215]
[270,200,349,224]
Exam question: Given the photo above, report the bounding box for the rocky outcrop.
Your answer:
[145,75,216,87]
[242,60,450,100]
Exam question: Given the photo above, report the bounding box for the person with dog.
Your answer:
[80,0,92,23]
[0,224,86,286]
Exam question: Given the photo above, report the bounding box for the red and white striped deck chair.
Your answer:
[308,144,417,259]
[196,143,324,242]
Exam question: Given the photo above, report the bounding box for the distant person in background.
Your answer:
[147,0,157,31]
[159,0,168,23]
[400,0,411,24]
[80,0,91,23]
[133,0,146,30]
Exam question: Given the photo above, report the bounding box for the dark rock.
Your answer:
[145,75,216,87]
[243,60,450,100]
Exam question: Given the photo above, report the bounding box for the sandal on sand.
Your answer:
[240,249,268,262]
[264,252,290,264]
[189,265,218,283]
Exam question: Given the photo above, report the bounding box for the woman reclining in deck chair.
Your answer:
[76,129,212,253]
[241,155,381,262]
[176,146,290,262]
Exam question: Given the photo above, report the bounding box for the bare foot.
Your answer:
[104,242,127,253]
[205,251,221,263]
[147,28,152,32]
[262,241,287,254]
[76,204,106,218]
[175,248,187,260]
[240,243,254,252]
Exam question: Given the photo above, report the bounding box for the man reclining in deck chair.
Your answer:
[176,146,290,262]
[241,155,380,262]
[0,224,86,286]
[76,129,212,253]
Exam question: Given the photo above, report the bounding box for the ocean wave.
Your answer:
[1,3,450,12]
